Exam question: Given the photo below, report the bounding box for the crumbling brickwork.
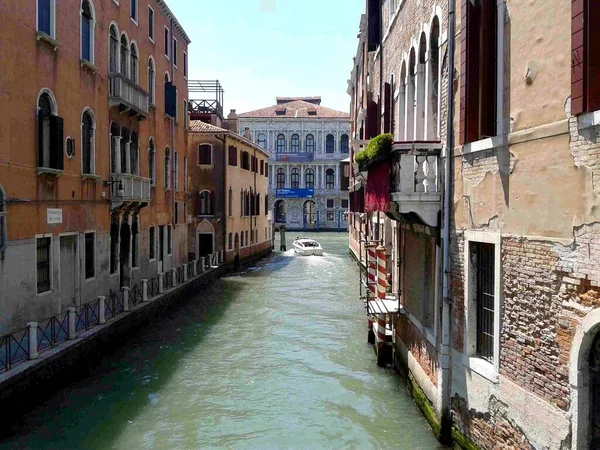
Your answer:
[395,315,439,386]
[567,99,600,197]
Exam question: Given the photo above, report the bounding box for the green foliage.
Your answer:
[354,133,393,170]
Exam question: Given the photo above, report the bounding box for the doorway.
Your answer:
[198,233,214,258]
[59,235,78,308]
[274,200,287,224]
[119,221,131,287]
[158,225,165,273]
[591,331,600,448]
[304,200,317,229]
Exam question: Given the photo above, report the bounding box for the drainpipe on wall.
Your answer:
[440,0,456,444]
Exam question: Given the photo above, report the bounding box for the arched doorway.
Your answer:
[304,200,317,229]
[591,332,600,448]
[196,219,215,258]
[274,199,287,224]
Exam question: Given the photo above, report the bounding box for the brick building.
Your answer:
[348,0,600,448]
[0,0,191,335]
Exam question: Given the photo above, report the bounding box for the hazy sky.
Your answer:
[168,0,364,114]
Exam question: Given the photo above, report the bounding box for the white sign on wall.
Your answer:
[47,208,63,224]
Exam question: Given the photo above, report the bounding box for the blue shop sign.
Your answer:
[276,188,314,198]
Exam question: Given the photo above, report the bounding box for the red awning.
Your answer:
[365,161,389,212]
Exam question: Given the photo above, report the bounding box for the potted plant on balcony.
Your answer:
[354,133,393,172]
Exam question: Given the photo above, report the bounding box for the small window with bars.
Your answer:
[84,232,95,279]
[37,237,52,293]
[470,241,495,362]
[149,227,155,260]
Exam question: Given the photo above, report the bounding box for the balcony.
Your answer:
[109,74,149,119]
[389,141,442,227]
[109,173,151,210]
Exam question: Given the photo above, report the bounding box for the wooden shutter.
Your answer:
[480,0,497,138]
[459,0,480,145]
[264,162,269,177]
[165,82,177,117]
[265,194,268,215]
[210,191,215,215]
[587,2,600,112]
[572,0,586,115]
[193,191,201,216]
[38,111,45,167]
[228,145,237,166]
[50,115,64,170]
[366,99,379,139]
[367,0,381,52]
[383,82,391,134]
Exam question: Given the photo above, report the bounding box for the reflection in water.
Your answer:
[1,234,441,450]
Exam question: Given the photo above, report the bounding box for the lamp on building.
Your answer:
[103,179,125,197]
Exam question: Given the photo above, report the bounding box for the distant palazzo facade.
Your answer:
[238,97,351,231]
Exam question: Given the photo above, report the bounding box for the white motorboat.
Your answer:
[293,237,324,256]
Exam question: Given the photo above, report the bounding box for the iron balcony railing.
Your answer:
[109,173,151,203]
[109,73,150,118]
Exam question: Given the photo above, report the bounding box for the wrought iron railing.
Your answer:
[36,312,69,353]
[148,276,160,298]
[164,271,174,290]
[130,283,143,307]
[0,327,29,373]
[75,299,100,332]
[187,263,195,279]
[176,266,184,285]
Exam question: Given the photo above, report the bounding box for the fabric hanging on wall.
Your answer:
[365,161,389,213]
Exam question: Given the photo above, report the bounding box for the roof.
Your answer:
[156,0,191,45]
[188,120,270,157]
[239,99,350,119]
[276,96,321,105]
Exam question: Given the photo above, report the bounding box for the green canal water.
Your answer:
[1,234,441,450]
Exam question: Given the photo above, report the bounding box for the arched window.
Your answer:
[110,122,120,173]
[429,17,440,140]
[130,132,139,175]
[277,134,286,153]
[130,42,139,84]
[37,91,61,170]
[120,127,130,174]
[407,48,416,141]
[326,168,334,189]
[198,191,212,215]
[228,233,233,250]
[148,138,156,185]
[291,168,300,188]
[198,144,212,165]
[147,57,155,104]
[305,134,315,153]
[120,34,129,77]
[109,25,119,73]
[416,33,427,140]
[81,109,94,174]
[326,134,335,153]
[257,133,267,149]
[0,184,7,252]
[235,233,239,249]
[305,168,315,189]
[164,147,171,189]
[228,187,233,216]
[340,134,349,153]
[81,0,94,63]
[291,134,300,152]
[276,168,285,189]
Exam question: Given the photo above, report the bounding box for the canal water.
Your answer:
[1,234,441,450]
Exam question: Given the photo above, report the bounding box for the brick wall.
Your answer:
[396,315,439,386]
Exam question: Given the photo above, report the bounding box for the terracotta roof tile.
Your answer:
[188,121,228,133]
[239,99,349,119]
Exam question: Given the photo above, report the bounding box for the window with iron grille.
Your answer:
[37,237,51,293]
[149,227,155,260]
[85,232,95,279]
[228,233,232,250]
[167,225,172,255]
[470,241,495,361]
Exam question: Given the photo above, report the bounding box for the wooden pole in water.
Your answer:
[280,226,286,251]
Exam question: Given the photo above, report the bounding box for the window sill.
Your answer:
[462,355,499,383]
[36,289,53,297]
[460,135,505,155]
[36,31,60,51]
[130,18,138,26]
[577,109,600,131]
[149,37,155,45]
[80,59,98,73]
[197,215,214,218]
[36,167,63,176]
[85,277,96,282]
[81,174,101,180]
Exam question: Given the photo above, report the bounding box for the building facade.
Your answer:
[238,97,351,231]
[348,0,600,448]
[0,0,191,336]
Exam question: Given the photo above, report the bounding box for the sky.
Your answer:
[168,0,365,115]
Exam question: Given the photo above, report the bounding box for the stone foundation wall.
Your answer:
[395,315,439,386]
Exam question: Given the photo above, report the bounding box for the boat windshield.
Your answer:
[302,241,319,248]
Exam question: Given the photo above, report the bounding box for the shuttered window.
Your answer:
[383,82,392,134]
[367,0,381,52]
[199,144,212,165]
[572,0,600,115]
[228,145,238,166]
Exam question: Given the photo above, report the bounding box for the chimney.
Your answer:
[224,109,239,133]
[244,126,250,139]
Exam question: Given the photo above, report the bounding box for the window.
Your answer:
[326,169,334,189]
[81,0,94,63]
[326,134,335,153]
[241,232,244,247]
[174,150,179,191]
[277,134,286,153]
[184,157,188,191]
[277,168,285,189]
[228,187,233,216]
[120,128,129,174]
[0,185,7,253]
[130,132,139,175]
[109,25,118,73]
[167,225,172,255]
[149,227,155,259]
[228,233,233,250]
[120,34,129,76]
[183,100,188,128]
[305,134,315,153]
[241,151,250,170]
[36,237,51,293]
[148,6,154,41]
[81,109,94,174]
[257,133,267,149]
[265,194,268,216]
[291,168,300,189]
[37,0,55,38]
[305,168,314,189]
[470,242,495,361]
[197,191,213,216]
[173,38,178,67]
[327,211,334,221]
[260,160,264,175]
[148,57,155,104]
[460,0,498,144]
[130,0,137,22]
[164,27,169,58]
[341,199,349,209]
[164,147,171,189]
[265,162,269,178]
[110,122,119,173]
[149,138,156,185]
[84,232,95,279]
[183,52,188,77]
[164,73,176,117]
[130,42,138,84]
[245,231,248,246]
[199,144,212,165]
[340,134,349,153]
[291,134,300,152]
[228,146,238,166]
[37,91,63,171]
[326,199,334,208]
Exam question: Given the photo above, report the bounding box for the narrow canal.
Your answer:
[1,234,441,450]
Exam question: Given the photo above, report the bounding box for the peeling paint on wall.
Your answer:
[462,148,516,187]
